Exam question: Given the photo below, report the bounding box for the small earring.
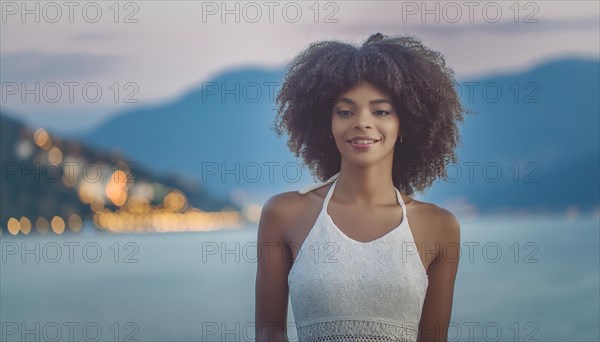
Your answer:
[329,134,334,139]
[399,135,403,143]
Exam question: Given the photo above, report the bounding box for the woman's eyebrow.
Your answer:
[335,97,393,105]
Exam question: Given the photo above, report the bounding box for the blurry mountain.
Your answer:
[435,58,599,216]
[71,66,306,204]
[71,58,598,215]
[0,113,239,234]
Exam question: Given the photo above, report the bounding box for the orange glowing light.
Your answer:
[68,214,83,232]
[106,171,129,206]
[51,216,65,234]
[7,218,20,235]
[48,146,63,164]
[33,128,52,149]
[163,190,188,212]
[78,183,95,204]
[90,198,106,212]
[19,217,32,234]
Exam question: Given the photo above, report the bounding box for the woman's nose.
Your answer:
[354,122,372,129]
[353,111,373,129]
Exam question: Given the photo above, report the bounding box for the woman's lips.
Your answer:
[348,140,379,150]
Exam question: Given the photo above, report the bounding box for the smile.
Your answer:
[348,140,379,150]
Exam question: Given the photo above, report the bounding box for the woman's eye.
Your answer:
[336,110,391,117]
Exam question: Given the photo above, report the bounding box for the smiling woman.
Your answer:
[256,32,468,342]
[331,82,402,166]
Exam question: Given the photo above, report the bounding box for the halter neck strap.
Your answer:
[298,171,340,194]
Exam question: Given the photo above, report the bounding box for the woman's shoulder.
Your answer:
[259,189,324,243]
[403,196,460,247]
[408,197,456,217]
[408,198,461,243]
[262,186,327,217]
[260,190,305,220]
[261,184,331,228]
[262,190,305,215]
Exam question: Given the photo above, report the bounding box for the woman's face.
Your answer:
[331,81,401,166]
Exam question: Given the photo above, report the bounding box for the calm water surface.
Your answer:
[1,214,598,341]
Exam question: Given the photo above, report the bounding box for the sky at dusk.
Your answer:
[1,1,598,132]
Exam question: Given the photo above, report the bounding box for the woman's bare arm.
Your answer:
[417,209,461,342]
[255,195,294,342]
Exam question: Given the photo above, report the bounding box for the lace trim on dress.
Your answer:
[296,319,418,342]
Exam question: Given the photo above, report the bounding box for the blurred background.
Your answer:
[1,1,598,341]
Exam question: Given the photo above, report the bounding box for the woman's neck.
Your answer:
[335,166,396,206]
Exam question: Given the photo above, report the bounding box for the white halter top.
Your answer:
[288,172,429,341]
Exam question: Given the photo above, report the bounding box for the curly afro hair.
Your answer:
[272,33,470,196]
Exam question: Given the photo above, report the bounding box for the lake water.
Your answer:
[1,213,598,341]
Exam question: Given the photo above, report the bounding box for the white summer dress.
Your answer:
[288,172,429,342]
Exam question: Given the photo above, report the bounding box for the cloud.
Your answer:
[0,50,125,81]
[338,17,599,36]
[70,33,114,42]
[420,17,599,35]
